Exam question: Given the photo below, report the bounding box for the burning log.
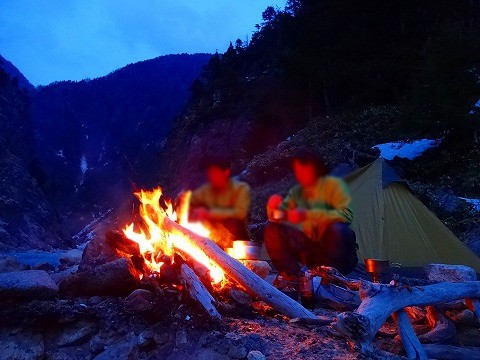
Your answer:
[333,280,480,353]
[418,306,456,344]
[162,216,316,320]
[179,263,221,321]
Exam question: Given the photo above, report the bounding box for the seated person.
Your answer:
[265,150,358,279]
[190,155,251,250]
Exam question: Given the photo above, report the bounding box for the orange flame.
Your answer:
[123,187,225,285]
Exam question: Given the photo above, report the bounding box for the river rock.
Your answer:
[424,264,477,282]
[56,321,97,347]
[0,329,45,360]
[59,249,83,267]
[247,350,266,360]
[59,257,141,297]
[0,270,58,299]
[124,289,156,312]
[0,256,29,272]
[78,234,119,272]
[227,344,248,359]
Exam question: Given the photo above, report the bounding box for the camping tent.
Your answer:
[346,158,480,272]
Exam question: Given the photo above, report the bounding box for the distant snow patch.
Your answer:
[459,197,480,211]
[56,149,66,159]
[80,155,88,175]
[373,139,441,160]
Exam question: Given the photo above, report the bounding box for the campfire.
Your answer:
[122,187,225,286]
[53,186,480,359]
[115,186,316,322]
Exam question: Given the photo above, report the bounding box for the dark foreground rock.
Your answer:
[59,258,141,297]
[0,270,58,300]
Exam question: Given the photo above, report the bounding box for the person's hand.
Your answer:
[267,194,283,209]
[286,208,307,224]
[192,207,210,221]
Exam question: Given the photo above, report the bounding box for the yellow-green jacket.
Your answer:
[268,176,353,240]
[190,180,251,222]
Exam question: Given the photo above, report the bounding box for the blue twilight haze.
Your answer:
[0,0,286,85]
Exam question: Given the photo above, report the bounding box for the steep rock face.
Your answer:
[0,145,70,250]
[0,66,68,250]
[31,54,211,235]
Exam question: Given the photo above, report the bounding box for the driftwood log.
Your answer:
[179,263,221,321]
[333,280,480,353]
[162,216,316,320]
[393,309,428,360]
[422,344,480,360]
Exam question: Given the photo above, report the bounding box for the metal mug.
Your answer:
[232,240,261,260]
[271,209,285,221]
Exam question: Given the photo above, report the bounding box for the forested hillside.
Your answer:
[158,0,480,252]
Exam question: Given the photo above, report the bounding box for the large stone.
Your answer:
[227,344,248,359]
[56,321,97,347]
[59,258,141,297]
[0,328,45,360]
[0,256,29,273]
[59,249,83,267]
[78,235,119,272]
[0,270,58,299]
[124,289,156,312]
[240,260,271,279]
[425,264,477,283]
[247,350,266,360]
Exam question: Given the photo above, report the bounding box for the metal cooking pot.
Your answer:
[364,258,401,273]
[232,240,261,260]
[364,258,401,282]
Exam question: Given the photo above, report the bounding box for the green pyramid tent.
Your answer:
[346,158,480,272]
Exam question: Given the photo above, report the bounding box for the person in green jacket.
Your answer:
[265,149,358,277]
[189,155,251,249]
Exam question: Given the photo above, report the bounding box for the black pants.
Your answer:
[264,221,358,275]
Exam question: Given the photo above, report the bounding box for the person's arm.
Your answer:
[208,183,251,220]
[266,187,297,220]
[306,178,353,224]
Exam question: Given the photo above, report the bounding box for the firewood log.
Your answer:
[422,344,480,360]
[333,280,480,352]
[392,309,428,360]
[179,263,221,321]
[418,306,456,344]
[162,217,316,319]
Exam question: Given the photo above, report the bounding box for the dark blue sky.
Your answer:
[0,0,286,85]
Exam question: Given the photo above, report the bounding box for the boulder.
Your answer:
[0,328,45,360]
[59,258,141,297]
[59,249,83,267]
[78,235,119,272]
[247,350,266,360]
[240,260,271,279]
[0,270,58,299]
[56,321,97,347]
[424,264,477,283]
[227,344,248,359]
[33,262,55,272]
[0,256,30,272]
[124,289,156,312]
